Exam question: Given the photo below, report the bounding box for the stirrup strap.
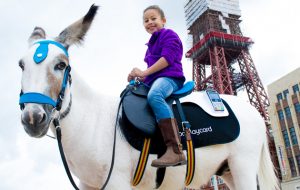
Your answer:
[184,128,195,186]
[132,138,151,186]
[175,99,195,186]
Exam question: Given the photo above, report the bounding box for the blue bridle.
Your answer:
[33,40,69,64]
[19,40,71,111]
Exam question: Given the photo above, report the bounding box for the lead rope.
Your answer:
[54,87,129,190]
[54,118,79,190]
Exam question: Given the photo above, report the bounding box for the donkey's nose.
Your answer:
[21,107,48,127]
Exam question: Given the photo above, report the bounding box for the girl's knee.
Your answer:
[147,89,163,103]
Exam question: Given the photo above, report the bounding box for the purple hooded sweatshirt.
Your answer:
[144,28,185,85]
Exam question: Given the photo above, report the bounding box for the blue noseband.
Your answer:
[19,40,71,111]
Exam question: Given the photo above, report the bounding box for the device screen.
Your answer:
[206,90,224,111]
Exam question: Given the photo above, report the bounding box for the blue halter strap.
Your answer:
[19,40,71,111]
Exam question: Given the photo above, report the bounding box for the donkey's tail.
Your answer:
[257,135,280,190]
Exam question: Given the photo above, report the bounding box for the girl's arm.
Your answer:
[127,57,168,81]
[143,57,168,76]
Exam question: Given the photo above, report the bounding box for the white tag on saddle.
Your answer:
[176,91,229,117]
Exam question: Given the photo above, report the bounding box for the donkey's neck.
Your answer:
[51,70,122,186]
[57,70,119,145]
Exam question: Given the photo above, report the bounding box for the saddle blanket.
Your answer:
[120,89,240,155]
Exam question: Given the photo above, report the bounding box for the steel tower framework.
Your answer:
[184,0,281,187]
[185,7,270,120]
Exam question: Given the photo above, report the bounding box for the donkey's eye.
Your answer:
[19,60,24,71]
[55,62,66,70]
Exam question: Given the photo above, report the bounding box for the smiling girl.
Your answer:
[127,5,186,168]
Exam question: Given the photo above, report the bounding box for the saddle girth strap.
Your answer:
[175,98,195,186]
[132,138,151,186]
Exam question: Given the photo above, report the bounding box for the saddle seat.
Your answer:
[170,81,195,99]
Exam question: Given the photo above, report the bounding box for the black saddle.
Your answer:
[119,82,240,155]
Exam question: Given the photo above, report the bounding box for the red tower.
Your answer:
[184,0,270,120]
[184,0,280,188]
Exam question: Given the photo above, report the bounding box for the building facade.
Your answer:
[268,67,300,189]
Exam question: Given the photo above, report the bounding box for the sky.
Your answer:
[0,0,299,189]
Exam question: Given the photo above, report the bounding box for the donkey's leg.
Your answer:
[79,180,132,190]
[104,170,133,190]
[221,172,235,190]
[79,182,98,190]
[228,156,258,190]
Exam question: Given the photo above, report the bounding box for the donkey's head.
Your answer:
[19,5,98,138]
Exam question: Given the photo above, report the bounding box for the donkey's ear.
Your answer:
[55,4,99,48]
[28,27,46,44]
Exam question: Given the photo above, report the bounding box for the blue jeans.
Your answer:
[147,77,181,121]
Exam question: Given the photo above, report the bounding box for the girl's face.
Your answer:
[143,9,166,34]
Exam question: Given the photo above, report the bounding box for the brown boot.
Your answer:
[151,118,186,168]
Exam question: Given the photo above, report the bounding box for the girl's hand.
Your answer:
[127,74,134,82]
[131,68,145,77]
[127,68,146,82]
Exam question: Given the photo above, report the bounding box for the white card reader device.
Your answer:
[206,89,225,111]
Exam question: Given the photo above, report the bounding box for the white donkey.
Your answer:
[19,5,279,190]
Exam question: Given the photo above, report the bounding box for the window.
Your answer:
[283,89,289,99]
[288,157,297,177]
[293,84,299,94]
[283,130,291,148]
[296,155,300,173]
[284,107,292,118]
[278,110,284,120]
[295,102,300,113]
[289,127,298,145]
[277,93,283,102]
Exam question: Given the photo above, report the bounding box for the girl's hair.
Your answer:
[143,5,165,19]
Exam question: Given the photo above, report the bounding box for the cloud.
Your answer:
[239,0,300,85]
[0,133,75,190]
